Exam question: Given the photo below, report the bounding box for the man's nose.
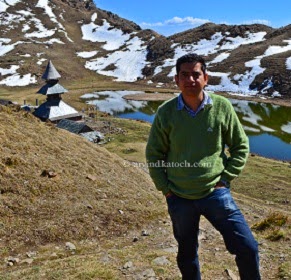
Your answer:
[187,75,195,82]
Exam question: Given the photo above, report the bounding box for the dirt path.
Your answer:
[109,196,289,280]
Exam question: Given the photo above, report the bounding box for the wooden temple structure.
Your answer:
[33,60,82,123]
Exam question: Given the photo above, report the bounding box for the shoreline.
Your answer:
[123,91,291,107]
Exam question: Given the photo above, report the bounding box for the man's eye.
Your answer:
[180,72,201,79]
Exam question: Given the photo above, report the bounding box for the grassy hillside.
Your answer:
[0,105,290,279]
[0,105,164,251]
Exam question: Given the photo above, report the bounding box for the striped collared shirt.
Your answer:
[177,91,213,117]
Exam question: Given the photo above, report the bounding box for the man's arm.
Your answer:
[221,103,249,183]
[145,112,170,195]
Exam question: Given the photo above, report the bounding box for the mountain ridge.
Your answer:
[0,0,290,97]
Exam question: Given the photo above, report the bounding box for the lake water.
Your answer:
[81,91,291,161]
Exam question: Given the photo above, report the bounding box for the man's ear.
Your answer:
[204,73,209,85]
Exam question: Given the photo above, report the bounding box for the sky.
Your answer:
[93,0,291,36]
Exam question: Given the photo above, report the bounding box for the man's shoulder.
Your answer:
[208,92,232,109]
[208,91,229,103]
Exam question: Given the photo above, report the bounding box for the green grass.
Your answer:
[266,229,286,241]
[95,116,151,162]
[252,212,288,231]
[252,212,289,243]
[278,261,291,279]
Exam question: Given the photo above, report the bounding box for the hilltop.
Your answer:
[0,0,291,98]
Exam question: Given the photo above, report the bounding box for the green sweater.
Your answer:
[145,93,249,199]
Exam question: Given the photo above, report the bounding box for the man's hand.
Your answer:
[165,191,174,198]
[214,181,227,188]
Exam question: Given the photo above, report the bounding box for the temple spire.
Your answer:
[42,60,61,80]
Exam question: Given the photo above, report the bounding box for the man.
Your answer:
[146,53,260,280]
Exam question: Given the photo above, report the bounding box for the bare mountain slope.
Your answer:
[0,0,290,97]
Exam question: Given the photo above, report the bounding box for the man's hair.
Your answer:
[176,53,207,75]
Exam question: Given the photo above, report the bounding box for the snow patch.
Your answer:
[286,57,291,70]
[209,52,230,64]
[0,1,8,13]
[91,12,97,22]
[25,17,55,38]
[264,40,291,56]
[77,51,98,58]
[82,18,130,51]
[221,32,266,50]
[0,73,36,86]
[5,0,21,5]
[159,33,225,77]
[17,10,34,17]
[36,0,58,22]
[206,70,261,95]
[154,66,163,76]
[0,38,11,44]
[0,40,22,56]
[0,65,19,76]
[37,58,47,65]
[272,91,281,97]
[36,0,73,42]
[0,0,21,12]
[20,54,31,57]
[206,43,288,94]
[85,36,148,82]
[0,12,23,26]
[22,24,30,32]
[43,38,64,44]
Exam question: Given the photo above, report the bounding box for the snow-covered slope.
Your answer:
[0,0,290,97]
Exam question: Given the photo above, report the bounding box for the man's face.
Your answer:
[175,62,208,97]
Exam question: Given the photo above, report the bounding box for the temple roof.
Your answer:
[33,99,80,121]
[57,119,92,134]
[42,60,61,80]
[37,82,68,95]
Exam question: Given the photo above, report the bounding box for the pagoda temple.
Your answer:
[33,60,82,123]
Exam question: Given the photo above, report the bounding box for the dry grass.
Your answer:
[0,104,290,279]
[0,105,165,256]
[232,155,291,211]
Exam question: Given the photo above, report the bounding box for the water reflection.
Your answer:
[80,91,291,160]
[80,91,147,115]
[230,99,291,145]
[118,101,162,123]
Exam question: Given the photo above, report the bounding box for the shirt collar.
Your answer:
[177,91,213,112]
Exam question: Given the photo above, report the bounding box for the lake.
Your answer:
[81,91,291,161]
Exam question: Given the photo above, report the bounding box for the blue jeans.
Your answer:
[166,187,261,280]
